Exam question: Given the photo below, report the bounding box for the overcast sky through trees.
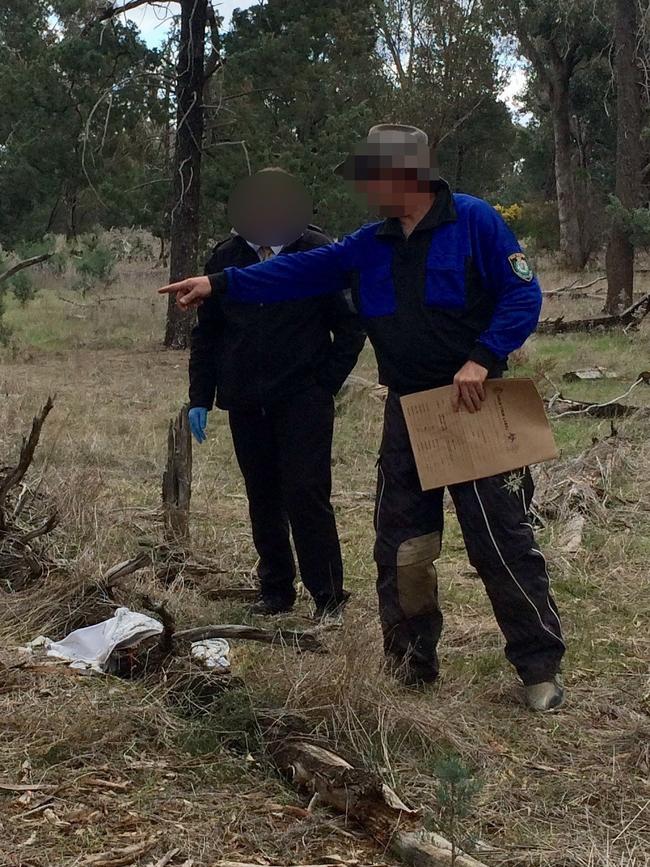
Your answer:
[122,1,528,116]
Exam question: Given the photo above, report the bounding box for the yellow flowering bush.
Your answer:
[494,203,523,226]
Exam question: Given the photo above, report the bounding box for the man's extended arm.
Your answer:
[159,234,359,309]
[209,235,356,302]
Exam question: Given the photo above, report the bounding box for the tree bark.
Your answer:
[162,406,192,543]
[548,59,585,270]
[164,0,208,349]
[606,0,642,314]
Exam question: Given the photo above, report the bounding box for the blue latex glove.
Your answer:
[188,407,208,444]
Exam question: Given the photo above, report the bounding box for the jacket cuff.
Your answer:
[468,342,501,371]
[208,272,228,295]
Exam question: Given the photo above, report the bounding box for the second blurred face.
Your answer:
[228,170,313,247]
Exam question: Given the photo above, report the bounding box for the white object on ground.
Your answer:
[190,638,231,672]
[25,607,163,673]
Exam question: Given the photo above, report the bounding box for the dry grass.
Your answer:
[0,252,649,866]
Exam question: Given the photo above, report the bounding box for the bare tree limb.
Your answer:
[0,254,53,287]
[95,0,177,23]
[543,275,607,297]
[0,398,55,534]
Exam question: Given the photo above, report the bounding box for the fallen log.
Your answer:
[265,727,487,867]
[537,292,650,334]
[175,624,326,654]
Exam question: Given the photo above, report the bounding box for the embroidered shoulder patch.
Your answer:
[508,252,534,282]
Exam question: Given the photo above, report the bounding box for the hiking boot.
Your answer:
[313,591,351,626]
[525,677,565,712]
[248,597,294,616]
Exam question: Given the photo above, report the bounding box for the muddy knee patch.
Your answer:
[396,532,441,618]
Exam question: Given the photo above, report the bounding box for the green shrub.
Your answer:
[10,271,38,306]
[74,236,116,294]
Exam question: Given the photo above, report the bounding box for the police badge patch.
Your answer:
[508,252,534,282]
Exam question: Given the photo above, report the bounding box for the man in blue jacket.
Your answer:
[160,125,566,711]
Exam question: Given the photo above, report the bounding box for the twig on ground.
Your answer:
[549,375,650,419]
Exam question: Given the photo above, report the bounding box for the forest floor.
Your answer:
[1,253,649,867]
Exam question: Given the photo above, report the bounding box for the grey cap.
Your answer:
[335,123,439,181]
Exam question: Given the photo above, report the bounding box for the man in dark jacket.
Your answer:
[188,169,365,619]
[162,127,566,711]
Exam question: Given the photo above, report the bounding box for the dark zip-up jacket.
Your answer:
[208,184,542,395]
[189,228,366,410]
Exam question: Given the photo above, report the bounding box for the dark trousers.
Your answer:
[375,391,565,686]
[228,386,344,608]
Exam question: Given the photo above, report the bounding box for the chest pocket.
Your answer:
[358,262,397,318]
[424,253,467,310]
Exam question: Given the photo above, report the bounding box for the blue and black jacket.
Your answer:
[209,183,542,395]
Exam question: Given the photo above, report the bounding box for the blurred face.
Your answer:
[354,168,433,217]
[228,171,312,247]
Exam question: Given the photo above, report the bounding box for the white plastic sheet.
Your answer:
[25,608,233,675]
[25,607,163,672]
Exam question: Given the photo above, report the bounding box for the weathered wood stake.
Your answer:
[162,406,192,543]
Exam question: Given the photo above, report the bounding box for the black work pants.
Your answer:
[375,391,565,686]
[228,386,344,609]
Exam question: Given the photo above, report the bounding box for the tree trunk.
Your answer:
[164,0,208,349]
[606,0,642,314]
[549,63,585,270]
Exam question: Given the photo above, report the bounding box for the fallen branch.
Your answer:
[81,834,158,866]
[141,594,176,655]
[175,624,326,654]
[0,397,55,532]
[0,781,57,793]
[151,851,180,867]
[17,512,59,544]
[543,275,606,298]
[101,552,151,587]
[547,374,650,419]
[537,292,650,333]
[0,253,53,286]
[265,729,487,867]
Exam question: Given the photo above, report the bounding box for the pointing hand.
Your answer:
[158,275,212,309]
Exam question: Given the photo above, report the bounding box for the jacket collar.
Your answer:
[375,179,456,239]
